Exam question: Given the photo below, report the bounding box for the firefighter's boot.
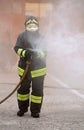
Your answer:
[17,109,28,117]
[31,113,40,118]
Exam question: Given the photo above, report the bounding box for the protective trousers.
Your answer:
[17,73,45,114]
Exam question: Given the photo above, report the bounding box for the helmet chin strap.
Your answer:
[25,23,39,32]
[26,27,38,31]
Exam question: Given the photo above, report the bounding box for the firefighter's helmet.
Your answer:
[25,16,39,31]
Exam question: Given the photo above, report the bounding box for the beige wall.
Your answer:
[0,0,25,46]
[0,0,25,71]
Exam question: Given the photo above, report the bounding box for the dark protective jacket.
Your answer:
[14,30,46,78]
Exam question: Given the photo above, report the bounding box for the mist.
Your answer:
[46,0,84,88]
[0,0,84,89]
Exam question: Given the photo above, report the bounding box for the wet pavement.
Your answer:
[0,72,84,130]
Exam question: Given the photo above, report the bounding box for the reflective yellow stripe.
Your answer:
[31,95,42,104]
[31,68,46,78]
[22,50,26,57]
[32,19,38,24]
[26,19,38,25]
[36,51,45,58]
[26,19,32,24]
[40,51,45,58]
[17,93,29,101]
[18,67,24,76]
[17,49,23,55]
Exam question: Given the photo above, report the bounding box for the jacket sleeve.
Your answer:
[14,33,26,58]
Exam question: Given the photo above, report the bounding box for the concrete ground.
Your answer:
[0,72,84,130]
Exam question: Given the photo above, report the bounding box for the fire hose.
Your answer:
[0,61,30,104]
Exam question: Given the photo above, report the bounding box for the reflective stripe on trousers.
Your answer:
[17,93,30,101]
[17,93,42,103]
[31,95,42,104]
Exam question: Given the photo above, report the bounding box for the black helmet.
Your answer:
[25,16,39,26]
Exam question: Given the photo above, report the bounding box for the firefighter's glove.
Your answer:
[25,50,32,61]
[34,50,45,58]
[26,49,45,58]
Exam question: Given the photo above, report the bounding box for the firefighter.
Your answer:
[14,16,46,118]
